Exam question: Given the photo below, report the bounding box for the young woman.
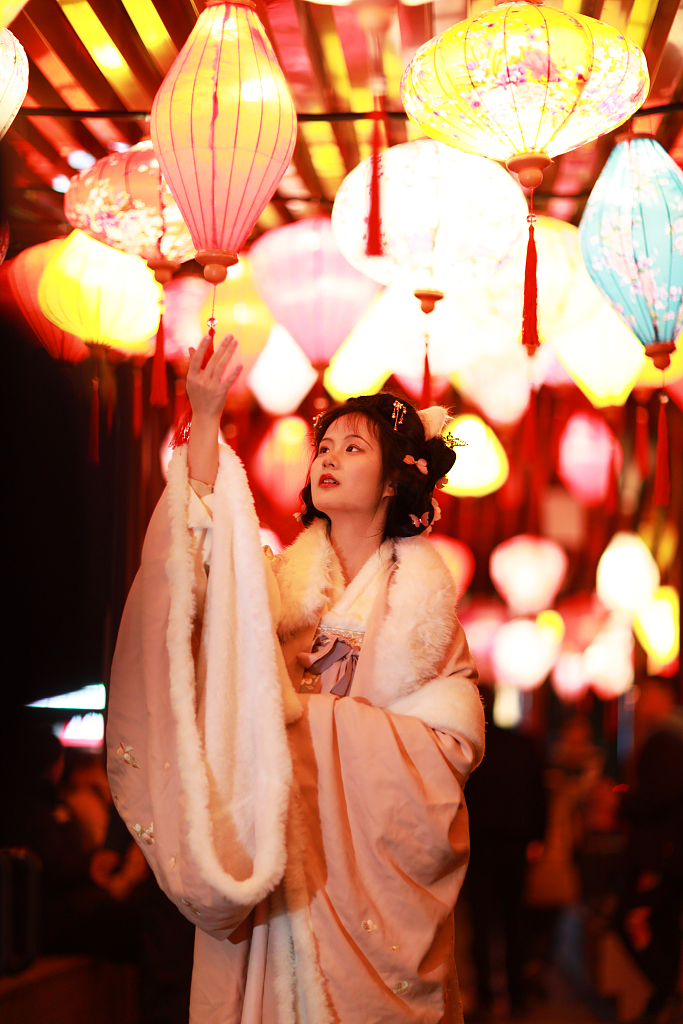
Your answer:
[107,334,485,1024]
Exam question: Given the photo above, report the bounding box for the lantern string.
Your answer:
[170,285,219,449]
[133,364,143,439]
[88,372,100,465]
[522,192,540,355]
[654,390,670,506]
[151,309,169,407]
[421,333,432,408]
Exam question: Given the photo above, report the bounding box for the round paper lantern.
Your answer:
[38,231,161,353]
[579,135,683,371]
[596,531,660,616]
[583,615,634,699]
[150,0,297,284]
[249,217,382,367]
[0,27,27,140]
[633,586,679,667]
[401,2,648,183]
[249,324,317,416]
[251,415,312,514]
[458,596,508,684]
[581,136,683,372]
[64,139,195,283]
[162,273,213,360]
[490,534,568,616]
[491,617,562,691]
[331,138,527,300]
[5,239,88,362]
[441,415,509,498]
[453,343,535,426]
[557,411,622,508]
[428,535,475,603]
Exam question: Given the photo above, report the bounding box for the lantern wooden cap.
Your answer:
[205,0,257,8]
[645,341,675,370]
[506,152,551,189]
[196,249,239,284]
[413,288,444,314]
[147,258,180,284]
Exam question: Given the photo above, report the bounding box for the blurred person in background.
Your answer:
[616,677,683,1024]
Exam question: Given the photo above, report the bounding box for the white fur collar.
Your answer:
[273,520,459,702]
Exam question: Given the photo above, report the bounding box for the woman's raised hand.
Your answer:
[186,334,243,423]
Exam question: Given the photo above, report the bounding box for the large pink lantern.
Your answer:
[490,534,568,616]
[249,217,383,367]
[150,0,297,284]
[558,411,623,508]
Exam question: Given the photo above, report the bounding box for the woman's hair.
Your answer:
[300,393,458,541]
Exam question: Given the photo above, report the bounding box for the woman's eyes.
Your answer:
[317,444,363,454]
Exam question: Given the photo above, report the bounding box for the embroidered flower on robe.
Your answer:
[117,742,140,768]
[133,821,154,845]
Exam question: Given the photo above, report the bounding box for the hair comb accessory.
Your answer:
[392,400,406,431]
[409,511,431,529]
[403,454,428,475]
[443,435,467,450]
[312,412,324,431]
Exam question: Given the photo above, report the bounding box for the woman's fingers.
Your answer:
[187,334,212,376]
[209,335,238,381]
[222,363,243,389]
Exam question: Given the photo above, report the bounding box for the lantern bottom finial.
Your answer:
[507,152,551,190]
[147,259,180,285]
[196,250,239,285]
[645,341,675,370]
[414,289,444,314]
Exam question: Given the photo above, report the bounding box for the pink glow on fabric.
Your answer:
[150,2,297,263]
[4,240,88,362]
[249,217,383,366]
[558,411,623,508]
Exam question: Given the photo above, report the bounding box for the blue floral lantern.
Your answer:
[579,133,683,505]
[579,134,683,372]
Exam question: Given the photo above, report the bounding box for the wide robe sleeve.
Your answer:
[106,444,298,938]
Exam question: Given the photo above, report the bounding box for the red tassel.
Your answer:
[365,111,384,257]
[171,323,215,449]
[88,376,100,465]
[150,317,168,407]
[421,340,432,408]
[133,365,143,438]
[522,207,540,355]
[520,388,538,463]
[654,393,670,506]
[174,377,187,431]
[605,443,620,515]
[635,403,650,479]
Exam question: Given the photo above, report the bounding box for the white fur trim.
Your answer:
[274,520,344,641]
[418,406,451,440]
[371,537,458,706]
[387,675,485,770]
[165,444,292,905]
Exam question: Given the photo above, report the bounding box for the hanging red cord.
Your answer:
[150,315,169,407]
[654,391,670,506]
[635,402,650,479]
[88,375,100,465]
[522,193,540,354]
[365,106,386,257]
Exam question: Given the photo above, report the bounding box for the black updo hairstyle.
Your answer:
[300,392,458,541]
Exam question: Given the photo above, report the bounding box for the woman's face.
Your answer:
[310,415,392,519]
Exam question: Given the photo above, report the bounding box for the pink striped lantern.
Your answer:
[249,217,382,367]
[150,0,297,285]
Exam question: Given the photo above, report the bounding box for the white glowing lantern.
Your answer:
[491,617,562,691]
[248,324,318,416]
[453,343,535,426]
[332,138,527,298]
[552,653,591,702]
[490,535,568,616]
[558,412,622,508]
[441,416,509,498]
[428,535,475,604]
[633,586,679,666]
[551,301,646,409]
[584,616,634,699]
[597,532,660,616]
[0,28,28,141]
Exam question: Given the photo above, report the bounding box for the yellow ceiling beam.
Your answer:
[119,0,177,74]
[626,0,659,47]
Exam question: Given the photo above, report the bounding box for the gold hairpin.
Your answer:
[312,412,324,430]
[443,435,467,449]
[392,400,406,431]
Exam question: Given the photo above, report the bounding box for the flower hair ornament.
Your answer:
[408,498,441,536]
[403,454,428,475]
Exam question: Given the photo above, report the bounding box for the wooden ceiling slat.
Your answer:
[579,0,606,20]
[85,0,164,103]
[11,115,73,178]
[149,0,196,51]
[24,56,109,159]
[253,0,326,199]
[397,3,434,67]
[18,1,142,145]
[643,0,681,81]
[294,0,360,173]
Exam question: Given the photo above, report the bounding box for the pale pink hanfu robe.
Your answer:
[107,444,485,1024]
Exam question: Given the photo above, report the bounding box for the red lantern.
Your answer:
[251,416,312,515]
[557,411,623,508]
[4,239,88,362]
[150,0,297,285]
[249,217,382,367]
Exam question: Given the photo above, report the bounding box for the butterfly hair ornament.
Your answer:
[403,454,428,475]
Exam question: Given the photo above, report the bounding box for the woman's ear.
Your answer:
[382,473,397,499]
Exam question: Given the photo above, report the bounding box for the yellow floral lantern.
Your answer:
[401,0,648,351]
